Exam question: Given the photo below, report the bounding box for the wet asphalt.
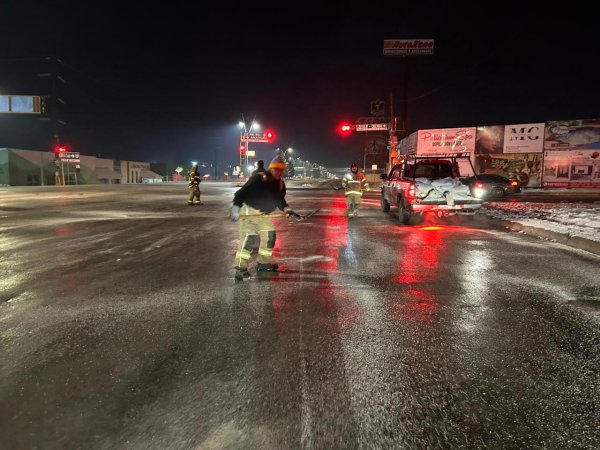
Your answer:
[1,183,599,449]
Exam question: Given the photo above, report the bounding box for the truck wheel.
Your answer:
[398,202,411,225]
[381,193,390,212]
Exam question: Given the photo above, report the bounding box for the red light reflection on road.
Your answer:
[317,198,348,272]
[391,227,445,284]
[391,288,437,323]
[55,226,75,237]
[390,227,447,323]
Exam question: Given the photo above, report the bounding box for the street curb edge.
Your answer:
[475,214,600,257]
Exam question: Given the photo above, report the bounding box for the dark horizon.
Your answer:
[1,2,599,168]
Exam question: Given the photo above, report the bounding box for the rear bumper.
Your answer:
[410,202,482,212]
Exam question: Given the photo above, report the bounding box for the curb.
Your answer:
[474,213,600,257]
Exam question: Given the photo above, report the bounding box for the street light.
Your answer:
[238,115,260,178]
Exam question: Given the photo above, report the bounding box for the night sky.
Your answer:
[1,1,598,168]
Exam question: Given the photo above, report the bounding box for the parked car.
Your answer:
[462,174,521,199]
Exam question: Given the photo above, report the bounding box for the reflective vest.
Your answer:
[342,171,369,196]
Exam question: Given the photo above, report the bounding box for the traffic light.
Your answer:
[265,130,275,142]
[54,145,68,156]
[337,122,353,136]
[239,145,246,155]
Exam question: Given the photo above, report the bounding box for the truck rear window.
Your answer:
[405,163,453,179]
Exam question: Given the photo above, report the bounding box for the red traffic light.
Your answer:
[265,130,275,142]
[54,145,68,153]
[239,145,246,155]
[337,122,353,136]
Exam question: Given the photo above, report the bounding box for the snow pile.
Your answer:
[415,177,473,202]
[483,201,600,243]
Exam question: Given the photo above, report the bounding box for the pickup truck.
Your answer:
[380,154,483,225]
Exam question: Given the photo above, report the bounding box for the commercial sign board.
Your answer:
[503,123,545,153]
[0,95,42,113]
[383,39,434,56]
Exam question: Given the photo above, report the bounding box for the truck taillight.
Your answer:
[408,183,415,198]
[510,180,518,186]
[475,182,483,189]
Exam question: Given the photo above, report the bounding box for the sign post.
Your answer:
[383,38,435,170]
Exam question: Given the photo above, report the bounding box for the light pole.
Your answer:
[239,116,261,177]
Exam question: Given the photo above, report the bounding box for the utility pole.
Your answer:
[40,56,67,185]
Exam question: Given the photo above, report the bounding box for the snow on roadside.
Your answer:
[482,201,600,243]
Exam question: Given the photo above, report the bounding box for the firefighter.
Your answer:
[342,162,369,217]
[252,160,266,175]
[230,154,297,280]
[188,164,203,205]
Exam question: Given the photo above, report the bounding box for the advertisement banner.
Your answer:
[475,125,504,155]
[542,149,600,188]
[544,119,600,150]
[503,123,545,153]
[398,131,417,155]
[475,153,543,188]
[417,127,476,155]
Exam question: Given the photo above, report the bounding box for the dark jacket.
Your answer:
[233,172,288,213]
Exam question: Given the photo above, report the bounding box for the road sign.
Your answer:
[356,116,387,125]
[356,123,388,131]
[241,132,268,143]
[371,100,385,117]
[59,151,80,163]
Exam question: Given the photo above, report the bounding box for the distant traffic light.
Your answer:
[337,122,353,136]
[239,145,246,155]
[265,130,275,142]
[54,145,67,153]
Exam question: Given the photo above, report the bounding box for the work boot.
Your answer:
[256,262,279,272]
[234,267,251,280]
[194,201,204,205]
[188,201,194,206]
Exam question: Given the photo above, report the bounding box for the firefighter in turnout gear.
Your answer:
[342,162,369,217]
[188,164,203,205]
[230,154,297,280]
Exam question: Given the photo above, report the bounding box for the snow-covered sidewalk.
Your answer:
[481,201,600,254]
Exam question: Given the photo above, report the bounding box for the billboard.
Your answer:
[543,149,600,188]
[417,127,476,155]
[542,119,600,188]
[0,95,42,113]
[475,153,543,188]
[503,123,545,153]
[383,39,434,56]
[544,119,600,150]
[475,126,504,155]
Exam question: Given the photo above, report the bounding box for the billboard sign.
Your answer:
[503,123,545,153]
[544,119,600,150]
[417,127,476,155]
[383,39,434,56]
[0,95,42,114]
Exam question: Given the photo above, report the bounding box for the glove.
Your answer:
[230,205,241,222]
[284,208,300,219]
